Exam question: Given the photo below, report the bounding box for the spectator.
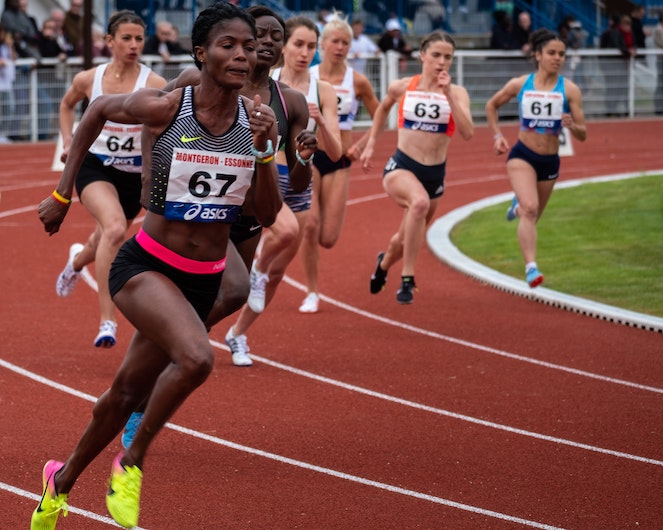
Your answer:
[566,16,588,50]
[1,0,39,49]
[91,23,111,58]
[416,0,446,31]
[62,0,82,55]
[0,22,16,143]
[144,20,188,59]
[49,8,73,56]
[448,0,469,15]
[489,9,518,50]
[654,12,663,114]
[316,9,331,33]
[600,14,636,116]
[348,18,379,75]
[37,17,66,138]
[143,20,189,77]
[377,18,412,56]
[38,18,67,61]
[3,0,39,140]
[630,4,647,50]
[563,17,589,89]
[557,19,571,47]
[513,11,532,55]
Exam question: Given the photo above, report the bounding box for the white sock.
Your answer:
[525,261,537,273]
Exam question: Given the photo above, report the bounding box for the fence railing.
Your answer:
[2,48,662,143]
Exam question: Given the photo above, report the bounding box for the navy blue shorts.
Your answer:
[75,152,142,219]
[312,150,352,177]
[109,236,223,322]
[507,141,560,182]
[383,149,446,199]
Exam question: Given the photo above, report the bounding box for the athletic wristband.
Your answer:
[255,153,275,165]
[493,133,504,140]
[296,150,314,166]
[52,189,71,205]
[251,139,274,159]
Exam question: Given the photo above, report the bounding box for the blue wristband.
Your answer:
[251,139,274,159]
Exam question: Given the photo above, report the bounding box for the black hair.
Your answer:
[191,2,256,69]
[529,27,564,54]
[247,5,285,34]
[106,10,145,36]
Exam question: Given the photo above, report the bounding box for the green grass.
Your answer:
[450,174,663,317]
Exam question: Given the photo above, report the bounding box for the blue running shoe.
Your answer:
[122,412,143,449]
[506,196,518,221]
[526,267,544,288]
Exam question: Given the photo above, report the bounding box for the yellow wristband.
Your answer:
[255,153,275,165]
[52,189,71,205]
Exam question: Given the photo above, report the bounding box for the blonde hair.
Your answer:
[320,11,352,42]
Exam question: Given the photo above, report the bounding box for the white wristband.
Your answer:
[296,150,314,166]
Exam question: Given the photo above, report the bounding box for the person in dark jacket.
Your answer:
[600,14,636,116]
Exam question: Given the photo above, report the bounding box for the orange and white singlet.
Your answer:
[397,75,455,136]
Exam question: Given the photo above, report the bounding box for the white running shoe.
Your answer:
[247,260,269,313]
[94,320,117,348]
[55,243,85,297]
[225,327,253,367]
[298,292,319,313]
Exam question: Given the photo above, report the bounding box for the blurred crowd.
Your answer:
[2,0,663,143]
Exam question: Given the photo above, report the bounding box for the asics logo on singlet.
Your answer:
[184,204,202,220]
[183,204,230,221]
[410,121,440,133]
[528,119,555,129]
[180,134,203,143]
[102,156,135,166]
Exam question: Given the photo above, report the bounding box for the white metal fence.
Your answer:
[2,48,662,142]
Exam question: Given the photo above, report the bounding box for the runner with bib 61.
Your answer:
[485,28,586,288]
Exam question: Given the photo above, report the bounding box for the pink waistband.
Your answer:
[136,228,226,274]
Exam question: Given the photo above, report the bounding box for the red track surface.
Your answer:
[1,120,662,529]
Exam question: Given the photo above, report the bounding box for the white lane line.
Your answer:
[0,481,145,528]
[281,276,663,395]
[229,346,663,468]
[5,332,663,471]
[0,359,564,530]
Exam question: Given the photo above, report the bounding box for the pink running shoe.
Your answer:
[31,460,68,530]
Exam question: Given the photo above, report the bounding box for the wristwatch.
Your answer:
[251,139,274,159]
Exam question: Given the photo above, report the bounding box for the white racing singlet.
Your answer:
[88,63,151,172]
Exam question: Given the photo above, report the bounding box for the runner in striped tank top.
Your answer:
[33,6,282,528]
[221,14,341,362]
[153,8,319,369]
